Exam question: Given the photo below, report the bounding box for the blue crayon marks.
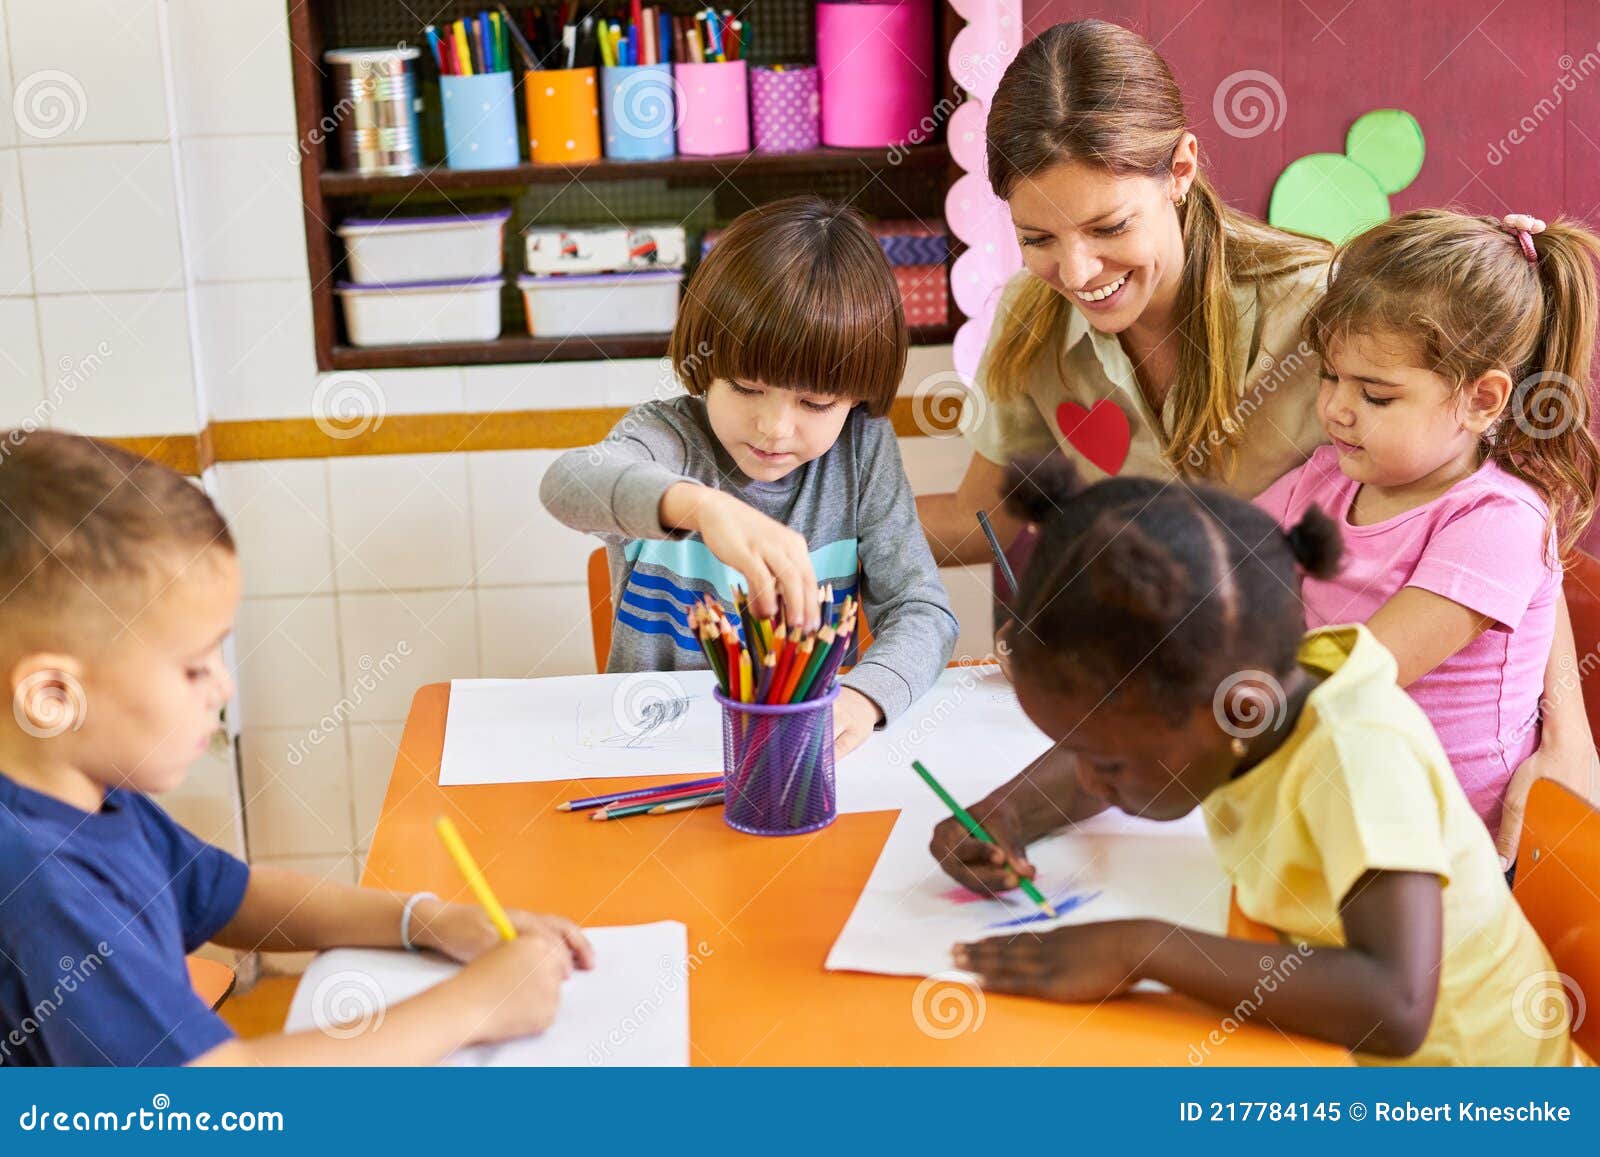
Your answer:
[985,890,1101,930]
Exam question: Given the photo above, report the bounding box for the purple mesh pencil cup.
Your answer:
[715,685,838,836]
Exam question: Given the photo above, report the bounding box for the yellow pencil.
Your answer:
[435,815,516,940]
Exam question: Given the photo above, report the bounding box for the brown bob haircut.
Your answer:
[668,195,908,418]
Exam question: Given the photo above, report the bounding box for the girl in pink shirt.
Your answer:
[1257,209,1600,859]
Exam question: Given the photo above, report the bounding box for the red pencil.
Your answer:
[592,781,727,818]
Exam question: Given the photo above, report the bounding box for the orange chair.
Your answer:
[186,955,237,1011]
[585,547,876,672]
[1513,777,1600,1060]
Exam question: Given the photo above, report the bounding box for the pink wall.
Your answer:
[1021,0,1599,225]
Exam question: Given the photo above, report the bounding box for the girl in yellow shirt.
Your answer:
[933,455,1578,1065]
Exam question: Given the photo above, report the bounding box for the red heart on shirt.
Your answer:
[1055,400,1131,476]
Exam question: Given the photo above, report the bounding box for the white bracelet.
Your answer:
[400,891,438,952]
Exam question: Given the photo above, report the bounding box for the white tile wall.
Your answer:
[37,291,200,435]
[194,280,317,422]
[181,135,309,282]
[212,458,336,598]
[166,0,298,138]
[20,144,184,293]
[348,721,403,853]
[6,0,169,146]
[478,584,597,679]
[334,588,478,726]
[0,151,34,295]
[231,595,344,731]
[328,453,475,591]
[238,726,354,859]
[0,296,44,425]
[468,449,594,586]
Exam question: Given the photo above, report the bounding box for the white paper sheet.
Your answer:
[440,671,724,785]
[284,922,690,1066]
[825,808,1229,986]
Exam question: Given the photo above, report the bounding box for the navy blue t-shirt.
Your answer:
[0,774,249,1066]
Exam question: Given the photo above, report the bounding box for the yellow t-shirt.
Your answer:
[1203,625,1575,1066]
[963,258,1329,498]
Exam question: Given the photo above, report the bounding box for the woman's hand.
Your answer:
[833,687,882,759]
[929,797,1035,897]
[413,899,596,971]
[663,483,820,627]
[952,920,1158,1003]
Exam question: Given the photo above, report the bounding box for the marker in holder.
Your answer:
[816,0,933,148]
[601,62,677,160]
[751,65,818,154]
[440,71,520,169]
[674,59,749,156]
[717,685,838,836]
[527,67,602,163]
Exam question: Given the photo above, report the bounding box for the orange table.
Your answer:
[365,684,1349,1066]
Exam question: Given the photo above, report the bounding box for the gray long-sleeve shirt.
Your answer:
[540,395,958,723]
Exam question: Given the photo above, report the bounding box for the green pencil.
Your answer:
[912,759,1057,918]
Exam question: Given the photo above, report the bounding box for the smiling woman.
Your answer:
[918,19,1333,566]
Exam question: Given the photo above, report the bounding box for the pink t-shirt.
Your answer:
[1256,446,1560,835]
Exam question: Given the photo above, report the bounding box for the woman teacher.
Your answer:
[919,19,1330,563]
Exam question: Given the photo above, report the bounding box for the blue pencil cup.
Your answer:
[601,64,677,160]
[440,72,520,169]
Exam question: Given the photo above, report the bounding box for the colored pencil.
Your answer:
[435,816,518,939]
[558,775,724,812]
[910,761,1057,918]
[649,790,725,814]
[592,782,727,818]
[978,510,1018,596]
[595,787,724,821]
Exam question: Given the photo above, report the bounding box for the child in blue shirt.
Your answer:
[0,431,592,1066]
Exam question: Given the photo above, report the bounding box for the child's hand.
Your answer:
[453,933,572,1044]
[928,799,1034,897]
[671,485,821,627]
[952,920,1157,1003]
[833,687,881,759]
[413,899,596,971]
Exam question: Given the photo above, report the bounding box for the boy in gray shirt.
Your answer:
[542,197,957,757]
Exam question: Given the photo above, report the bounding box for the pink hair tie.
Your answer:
[1502,213,1545,265]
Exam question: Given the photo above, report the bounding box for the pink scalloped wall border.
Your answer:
[946,0,1024,383]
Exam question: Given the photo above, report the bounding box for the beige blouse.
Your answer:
[963,259,1331,498]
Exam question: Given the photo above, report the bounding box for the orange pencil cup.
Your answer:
[526,67,602,163]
